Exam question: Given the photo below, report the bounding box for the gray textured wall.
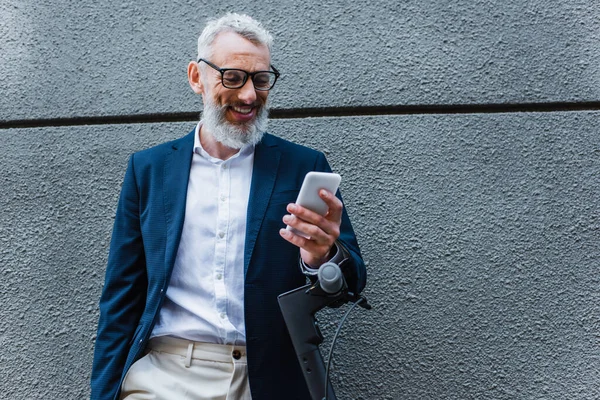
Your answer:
[1,1,598,399]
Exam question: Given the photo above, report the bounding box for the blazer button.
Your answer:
[232,350,241,360]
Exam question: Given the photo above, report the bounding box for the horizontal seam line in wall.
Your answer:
[1,101,599,129]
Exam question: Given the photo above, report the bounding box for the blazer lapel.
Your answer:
[163,129,195,274]
[244,134,281,276]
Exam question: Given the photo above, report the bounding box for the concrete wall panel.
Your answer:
[1,0,599,121]
[1,112,598,398]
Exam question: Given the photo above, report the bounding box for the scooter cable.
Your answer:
[324,297,367,400]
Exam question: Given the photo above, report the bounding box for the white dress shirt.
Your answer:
[151,123,254,345]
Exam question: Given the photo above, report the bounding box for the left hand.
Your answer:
[279,189,343,268]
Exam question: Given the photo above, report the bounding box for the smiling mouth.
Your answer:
[231,105,254,115]
[227,104,260,124]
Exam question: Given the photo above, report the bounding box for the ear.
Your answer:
[188,61,204,95]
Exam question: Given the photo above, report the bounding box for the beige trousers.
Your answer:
[120,336,252,400]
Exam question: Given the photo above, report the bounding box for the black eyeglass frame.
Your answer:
[198,58,280,91]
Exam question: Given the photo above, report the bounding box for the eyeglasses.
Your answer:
[198,58,280,91]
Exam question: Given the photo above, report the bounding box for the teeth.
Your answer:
[232,106,252,114]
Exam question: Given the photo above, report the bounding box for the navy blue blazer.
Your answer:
[91,130,366,400]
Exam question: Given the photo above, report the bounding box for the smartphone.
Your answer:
[286,171,342,238]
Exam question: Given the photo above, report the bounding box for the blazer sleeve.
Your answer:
[314,152,367,294]
[91,155,148,400]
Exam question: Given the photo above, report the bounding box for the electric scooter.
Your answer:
[278,262,371,400]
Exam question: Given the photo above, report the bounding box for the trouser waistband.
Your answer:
[148,336,247,365]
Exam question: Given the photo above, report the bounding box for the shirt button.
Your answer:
[220,195,226,202]
[220,313,226,319]
[218,231,225,239]
[216,273,222,280]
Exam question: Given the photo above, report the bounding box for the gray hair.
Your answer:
[197,13,274,61]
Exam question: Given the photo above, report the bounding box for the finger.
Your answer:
[280,228,332,260]
[283,207,339,240]
[279,227,311,248]
[318,190,343,221]
[283,213,330,242]
[286,202,336,231]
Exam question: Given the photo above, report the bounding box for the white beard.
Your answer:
[201,99,268,149]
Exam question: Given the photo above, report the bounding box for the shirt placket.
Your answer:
[214,161,233,342]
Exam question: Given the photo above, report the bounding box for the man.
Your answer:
[91,13,366,400]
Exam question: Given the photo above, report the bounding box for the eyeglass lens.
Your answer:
[222,70,276,90]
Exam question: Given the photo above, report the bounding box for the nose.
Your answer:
[236,77,257,103]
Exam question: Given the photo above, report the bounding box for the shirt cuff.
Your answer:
[299,242,347,276]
